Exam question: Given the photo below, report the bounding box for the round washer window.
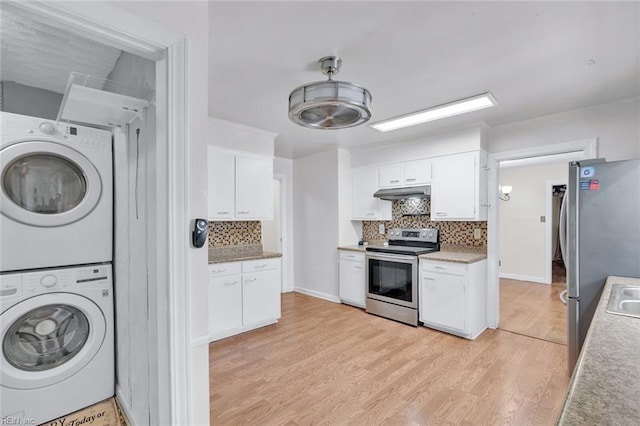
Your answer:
[2,153,87,214]
[2,304,90,372]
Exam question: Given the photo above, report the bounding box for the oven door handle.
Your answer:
[366,252,417,263]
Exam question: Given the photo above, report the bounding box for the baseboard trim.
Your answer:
[190,334,210,348]
[209,318,278,342]
[115,387,134,426]
[294,287,341,304]
[500,272,549,284]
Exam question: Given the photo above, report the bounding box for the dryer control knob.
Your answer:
[39,122,57,135]
[40,274,58,288]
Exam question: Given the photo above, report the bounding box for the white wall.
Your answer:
[208,116,276,156]
[489,97,640,160]
[274,157,294,292]
[350,126,485,168]
[499,163,567,282]
[110,2,210,425]
[293,149,341,302]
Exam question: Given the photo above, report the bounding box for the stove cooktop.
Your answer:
[365,245,439,256]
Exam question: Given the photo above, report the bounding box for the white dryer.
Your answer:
[0,263,114,425]
[0,112,113,272]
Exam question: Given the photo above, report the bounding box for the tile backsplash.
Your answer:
[362,199,487,246]
[208,221,262,247]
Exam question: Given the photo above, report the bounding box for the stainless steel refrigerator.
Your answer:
[566,158,640,374]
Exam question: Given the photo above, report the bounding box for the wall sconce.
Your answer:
[499,185,513,201]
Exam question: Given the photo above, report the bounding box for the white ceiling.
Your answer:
[0,7,122,94]
[208,1,640,159]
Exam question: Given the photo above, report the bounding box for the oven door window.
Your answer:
[368,258,413,303]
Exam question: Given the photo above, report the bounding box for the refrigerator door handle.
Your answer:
[567,162,580,299]
[559,191,568,266]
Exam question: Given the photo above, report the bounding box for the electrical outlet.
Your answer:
[378,223,385,234]
[474,228,482,240]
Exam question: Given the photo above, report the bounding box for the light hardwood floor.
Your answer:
[210,293,569,425]
[499,279,567,345]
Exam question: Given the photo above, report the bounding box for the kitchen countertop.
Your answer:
[419,244,487,264]
[208,249,282,264]
[338,244,487,264]
[558,276,640,425]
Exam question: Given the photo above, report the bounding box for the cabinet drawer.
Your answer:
[339,251,365,262]
[420,260,466,275]
[242,257,280,273]
[208,262,241,276]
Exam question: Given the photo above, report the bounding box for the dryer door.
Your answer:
[0,293,106,389]
[0,140,101,227]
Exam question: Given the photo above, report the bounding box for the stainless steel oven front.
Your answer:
[365,251,419,325]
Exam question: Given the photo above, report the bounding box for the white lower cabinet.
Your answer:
[419,259,487,339]
[338,251,366,308]
[208,258,281,341]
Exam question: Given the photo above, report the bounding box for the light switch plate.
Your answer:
[379,223,385,234]
[474,228,481,240]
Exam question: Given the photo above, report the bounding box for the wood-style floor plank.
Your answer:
[499,278,567,344]
[210,293,569,425]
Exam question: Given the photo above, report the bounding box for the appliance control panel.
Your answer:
[389,228,438,243]
[0,264,112,299]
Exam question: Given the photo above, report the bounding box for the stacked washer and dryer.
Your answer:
[0,112,115,424]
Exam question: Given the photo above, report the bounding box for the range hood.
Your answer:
[373,185,431,201]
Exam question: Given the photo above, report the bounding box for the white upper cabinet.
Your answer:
[403,159,432,185]
[378,164,404,188]
[352,167,392,220]
[430,150,488,221]
[207,147,273,221]
[235,154,273,220]
[378,159,432,188]
[207,147,235,220]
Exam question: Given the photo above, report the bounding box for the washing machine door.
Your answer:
[0,293,106,389]
[0,140,101,227]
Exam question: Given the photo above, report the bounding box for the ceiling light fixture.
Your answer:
[288,56,372,130]
[370,92,497,132]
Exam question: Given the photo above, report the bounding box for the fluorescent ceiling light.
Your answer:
[370,92,497,132]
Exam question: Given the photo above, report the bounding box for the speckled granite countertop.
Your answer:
[208,245,282,264]
[418,244,487,264]
[338,244,486,264]
[558,276,640,425]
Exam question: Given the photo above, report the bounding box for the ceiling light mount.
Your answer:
[288,56,372,130]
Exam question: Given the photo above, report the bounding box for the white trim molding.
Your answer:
[499,272,548,285]
[487,138,598,329]
[294,287,342,304]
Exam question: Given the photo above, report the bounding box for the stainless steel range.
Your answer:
[365,228,439,326]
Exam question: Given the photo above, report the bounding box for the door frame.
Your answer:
[9,2,192,424]
[545,179,567,285]
[487,138,598,328]
[273,173,294,292]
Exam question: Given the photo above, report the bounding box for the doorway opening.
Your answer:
[487,139,598,346]
[261,174,291,293]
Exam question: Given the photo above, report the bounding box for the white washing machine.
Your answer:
[0,263,114,425]
[0,112,113,272]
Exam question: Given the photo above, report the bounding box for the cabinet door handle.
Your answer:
[223,281,238,286]
[435,212,448,216]
[254,264,268,269]
[406,178,416,182]
[216,211,230,214]
[353,266,363,269]
[423,277,435,281]
[434,266,448,270]
[237,211,250,215]
[212,268,226,273]
[390,179,400,183]
[246,278,257,282]
[367,212,376,216]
